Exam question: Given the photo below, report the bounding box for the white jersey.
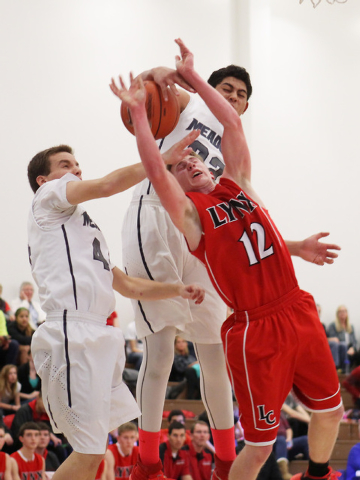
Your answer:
[132,92,225,198]
[122,93,227,342]
[28,173,115,319]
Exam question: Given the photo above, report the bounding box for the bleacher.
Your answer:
[164,373,359,476]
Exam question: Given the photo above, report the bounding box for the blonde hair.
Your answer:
[174,335,189,356]
[0,364,18,400]
[118,422,138,436]
[335,305,352,333]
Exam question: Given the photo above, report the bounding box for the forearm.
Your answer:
[285,240,301,257]
[115,274,184,301]
[66,163,146,205]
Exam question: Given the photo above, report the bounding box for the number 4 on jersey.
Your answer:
[239,223,274,266]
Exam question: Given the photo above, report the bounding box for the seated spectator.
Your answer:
[281,392,310,438]
[125,321,143,371]
[327,305,358,372]
[7,308,35,365]
[0,423,12,479]
[95,459,107,480]
[342,365,360,410]
[10,282,45,330]
[0,311,19,369]
[17,349,41,403]
[273,412,309,480]
[171,336,200,400]
[0,284,14,322]
[159,421,191,480]
[160,410,191,446]
[182,421,213,480]
[10,422,45,479]
[35,422,60,472]
[0,364,21,416]
[105,422,139,480]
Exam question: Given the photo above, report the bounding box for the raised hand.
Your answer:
[109,73,146,110]
[162,130,200,166]
[174,38,195,80]
[150,67,196,101]
[298,232,341,266]
[180,284,205,304]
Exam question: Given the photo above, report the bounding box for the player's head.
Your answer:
[117,422,138,455]
[28,145,82,193]
[190,421,210,450]
[36,422,51,449]
[0,425,6,451]
[19,422,40,450]
[168,421,186,451]
[168,152,215,194]
[208,65,251,117]
[168,409,185,425]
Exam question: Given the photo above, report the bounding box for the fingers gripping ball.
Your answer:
[121,81,180,140]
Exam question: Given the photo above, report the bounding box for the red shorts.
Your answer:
[221,287,342,446]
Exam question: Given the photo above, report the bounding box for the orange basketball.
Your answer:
[121,81,180,140]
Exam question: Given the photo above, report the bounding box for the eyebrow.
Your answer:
[222,82,247,95]
[58,159,80,167]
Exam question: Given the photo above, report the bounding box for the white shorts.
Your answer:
[122,196,226,344]
[31,310,141,454]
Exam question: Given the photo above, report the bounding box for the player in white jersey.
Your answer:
[119,64,340,480]
[27,143,205,480]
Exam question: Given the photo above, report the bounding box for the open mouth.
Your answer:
[192,172,202,178]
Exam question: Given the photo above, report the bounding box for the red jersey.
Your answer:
[182,443,213,480]
[95,459,105,480]
[186,178,298,311]
[107,443,139,479]
[0,451,6,480]
[159,441,190,480]
[11,450,43,479]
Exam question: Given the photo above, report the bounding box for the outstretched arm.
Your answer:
[286,232,340,266]
[66,163,146,205]
[110,74,203,249]
[112,267,204,304]
[174,38,252,188]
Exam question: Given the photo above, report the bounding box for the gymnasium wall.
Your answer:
[1,0,359,331]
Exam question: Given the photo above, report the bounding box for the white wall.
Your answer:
[1,0,359,332]
[0,0,231,330]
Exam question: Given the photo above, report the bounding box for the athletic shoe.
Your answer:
[211,456,233,480]
[290,467,342,479]
[130,458,175,480]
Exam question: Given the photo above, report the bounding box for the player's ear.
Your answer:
[242,102,249,115]
[36,175,47,187]
[210,172,215,181]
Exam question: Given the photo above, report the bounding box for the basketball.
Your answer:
[121,81,180,140]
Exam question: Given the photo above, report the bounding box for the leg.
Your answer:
[288,435,309,461]
[229,444,273,480]
[327,341,339,368]
[136,326,177,464]
[307,407,343,464]
[195,343,236,478]
[52,452,103,480]
[184,367,200,399]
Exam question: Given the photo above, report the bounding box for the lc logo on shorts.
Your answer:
[257,405,276,425]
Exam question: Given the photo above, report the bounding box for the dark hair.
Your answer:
[168,421,186,435]
[190,420,209,434]
[208,65,252,100]
[37,421,51,433]
[168,409,185,423]
[28,144,73,193]
[19,421,40,437]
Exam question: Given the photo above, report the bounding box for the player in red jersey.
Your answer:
[105,423,139,480]
[159,422,191,480]
[0,424,12,480]
[11,422,45,480]
[110,39,344,480]
[182,421,213,480]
